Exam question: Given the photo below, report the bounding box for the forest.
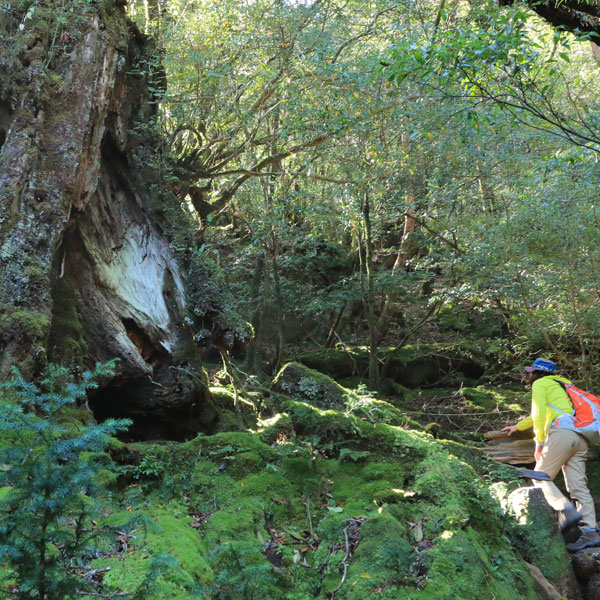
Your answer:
[1,0,600,598]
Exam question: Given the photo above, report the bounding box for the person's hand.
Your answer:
[502,425,518,436]
[535,446,543,463]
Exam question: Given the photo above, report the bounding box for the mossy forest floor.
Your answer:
[2,349,589,599]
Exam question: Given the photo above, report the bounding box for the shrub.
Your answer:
[0,361,130,599]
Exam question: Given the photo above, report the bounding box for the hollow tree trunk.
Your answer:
[0,0,213,438]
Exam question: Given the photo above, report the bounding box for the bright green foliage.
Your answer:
[0,362,130,600]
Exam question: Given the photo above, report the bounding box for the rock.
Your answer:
[505,487,579,599]
[571,552,598,581]
[588,573,600,600]
[273,362,355,408]
[295,343,485,387]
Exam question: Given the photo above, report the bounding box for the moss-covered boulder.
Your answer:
[296,343,486,388]
[273,361,357,408]
[86,508,214,599]
[502,487,577,597]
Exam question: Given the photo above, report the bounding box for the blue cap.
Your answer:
[525,358,557,373]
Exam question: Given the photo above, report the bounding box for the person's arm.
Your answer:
[502,415,533,435]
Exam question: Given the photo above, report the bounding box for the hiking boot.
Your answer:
[566,531,600,553]
[558,505,582,532]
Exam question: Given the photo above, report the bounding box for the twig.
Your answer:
[329,525,351,597]
[302,497,314,540]
[83,567,111,579]
[422,409,519,416]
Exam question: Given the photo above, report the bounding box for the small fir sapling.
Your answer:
[0,361,130,600]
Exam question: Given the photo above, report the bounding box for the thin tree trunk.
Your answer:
[325,301,347,348]
[362,193,379,390]
[244,254,265,372]
[253,253,271,374]
[395,196,417,271]
[271,248,285,373]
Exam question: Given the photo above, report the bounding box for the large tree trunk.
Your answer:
[0,0,213,439]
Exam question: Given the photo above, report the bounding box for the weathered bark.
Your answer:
[0,1,213,438]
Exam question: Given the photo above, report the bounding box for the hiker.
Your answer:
[502,358,600,552]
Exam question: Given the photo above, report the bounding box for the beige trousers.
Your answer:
[534,427,597,529]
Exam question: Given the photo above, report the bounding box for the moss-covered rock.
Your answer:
[87,507,213,599]
[419,527,538,600]
[501,487,577,596]
[296,343,486,388]
[273,361,357,408]
[342,514,412,599]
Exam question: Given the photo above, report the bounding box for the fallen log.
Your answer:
[483,429,535,465]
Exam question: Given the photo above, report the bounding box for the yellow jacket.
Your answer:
[516,375,573,445]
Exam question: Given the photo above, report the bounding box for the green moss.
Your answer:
[209,540,283,599]
[258,412,294,445]
[0,308,50,340]
[496,487,573,587]
[210,386,237,406]
[420,528,537,600]
[193,431,278,478]
[460,386,529,414]
[209,385,259,430]
[347,396,422,430]
[88,360,555,599]
[279,396,431,461]
[213,409,243,432]
[48,279,87,365]
[343,514,412,599]
[273,362,357,408]
[325,460,410,515]
[88,507,213,599]
[296,343,485,388]
[296,348,366,379]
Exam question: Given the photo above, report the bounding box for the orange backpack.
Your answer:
[549,382,600,444]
